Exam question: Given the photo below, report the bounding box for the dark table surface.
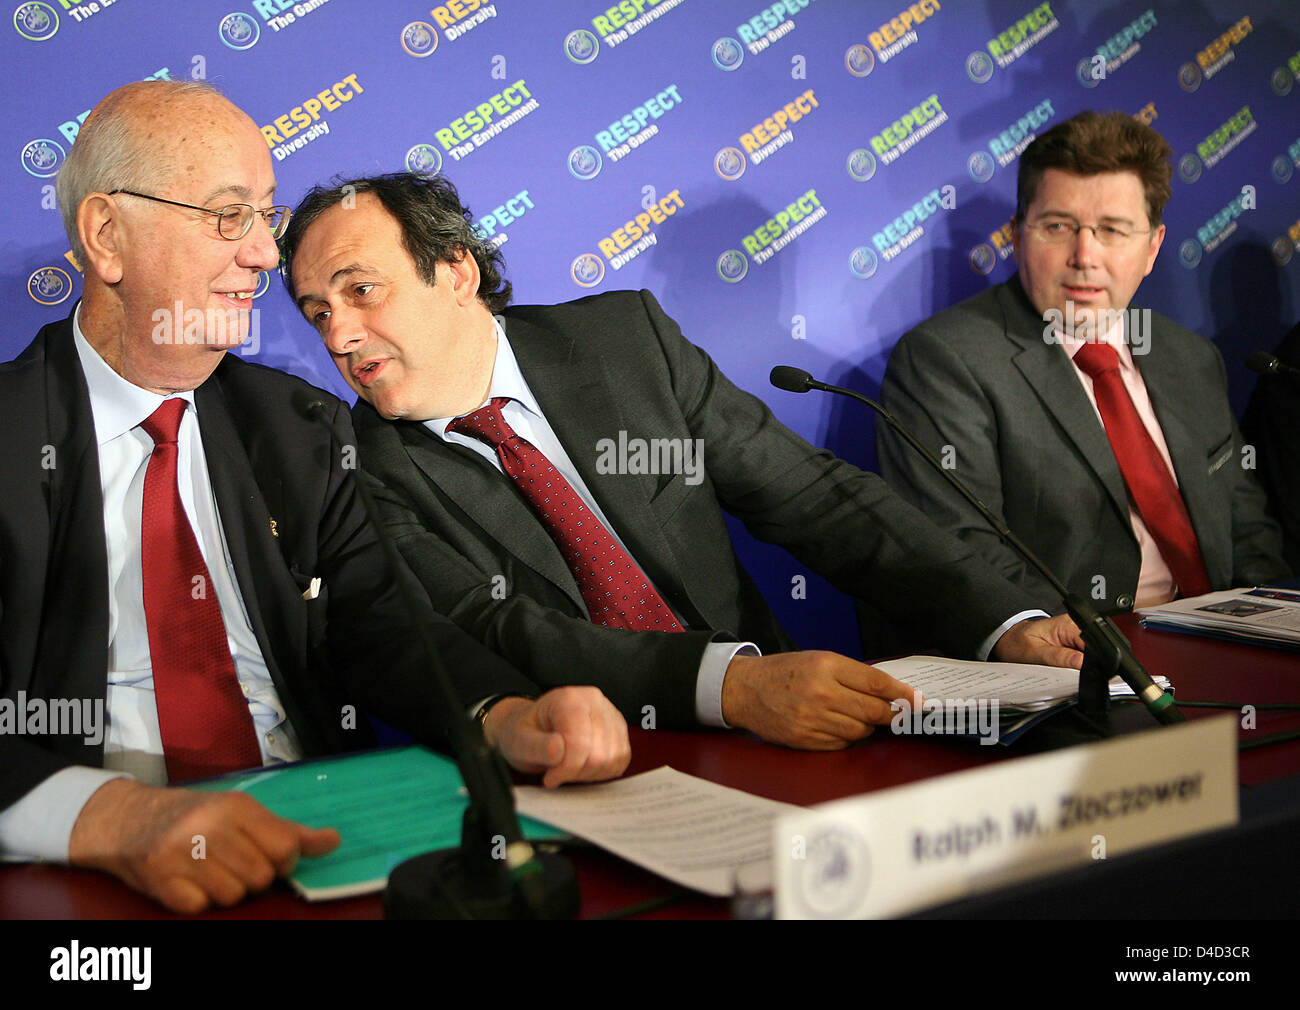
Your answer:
[4,615,1299,920]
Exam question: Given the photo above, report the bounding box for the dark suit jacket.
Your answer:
[877,278,1290,613]
[1242,321,1300,573]
[354,289,1043,729]
[0,314,536,811]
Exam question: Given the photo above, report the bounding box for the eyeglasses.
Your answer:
[108,189,292,240]
[1021,220,1155,247]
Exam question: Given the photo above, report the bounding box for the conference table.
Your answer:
[4,615,1300,921]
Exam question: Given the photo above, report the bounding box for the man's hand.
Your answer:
[482,686,631,788]
[992,613,1085,669]
[721,651,920,750]
[68,778,340,914]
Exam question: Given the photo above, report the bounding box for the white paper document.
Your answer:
[514,766,801,897]
[875,656,1169,710]
[1140,586,1300,645]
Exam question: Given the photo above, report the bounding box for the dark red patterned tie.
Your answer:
[140,399,261,782]
[449,397,683,631]
[1073,343,1211,598]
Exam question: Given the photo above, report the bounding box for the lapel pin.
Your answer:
[269,517,279,538]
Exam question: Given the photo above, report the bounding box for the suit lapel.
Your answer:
[195,372,307,708]
[401,418,586,611]
[507,312,696,615]
[1001,282,1134,530]
[1133,333,1221,578]
[34,321,110,759]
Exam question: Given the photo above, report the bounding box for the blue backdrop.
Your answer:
[7,0,1299,657]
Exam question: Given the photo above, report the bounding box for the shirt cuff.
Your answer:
[0,766,133,863]
[696,641,760,729]
[978,610,1051,661]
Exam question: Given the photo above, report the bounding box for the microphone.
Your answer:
[769,365,1184,729]
[769,365,815,393]
[292,388,577,919]
[1246,351,1300,379]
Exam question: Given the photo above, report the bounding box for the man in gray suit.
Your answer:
[878,111,1289,614]
[281,173,1088,752]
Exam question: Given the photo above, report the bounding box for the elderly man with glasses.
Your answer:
[0,80,629,914]
[876,110,1290,617]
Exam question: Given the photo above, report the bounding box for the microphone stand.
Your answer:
[293,389,578,918]
[769,366,1183,731]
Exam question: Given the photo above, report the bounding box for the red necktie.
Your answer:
[1073,343,1211,598]
[140,399,262,782]
[449,398,684,632]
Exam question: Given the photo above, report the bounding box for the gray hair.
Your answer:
[57,79,223,261]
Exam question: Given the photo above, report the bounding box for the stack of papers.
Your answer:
[515,767,801,898]
[873,657,1173,746]
[1139,586,1300,648]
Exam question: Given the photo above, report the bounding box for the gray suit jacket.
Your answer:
[877,278,1289,613]
[354,290,1044,728]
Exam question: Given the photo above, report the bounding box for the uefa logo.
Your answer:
[1271,236,1294,267]
[966,51,994,83]
[565,29,599,64]
[792,825,871,919]
[20,138,64,178]
[401,21,438,57]
[253,271,271,299]
[567,145,602,181]
[714,147,746,181]
[716,249,748,283]
[1178,239,1202,270]
[711,37,744,71]
[27,266,71,306]
[969,244,997,276]
[849,246,878,279]
[13,2,58,40]
[219,12,260,50]
[1177,153,1202,185]
[1273,155,1294,185]
[846,148,876,182]
[1177,62,1202,93]
[406,143,443,176]
[1076,57,1101,88]
[967,151,995,183]
[1271,67,1294,97]
[570,254,605,288]
[845,44,874,77]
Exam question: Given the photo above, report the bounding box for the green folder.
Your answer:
[192,746,564,900]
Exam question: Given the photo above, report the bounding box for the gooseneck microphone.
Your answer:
[769,366,1183,728]
[292,388,578,919]
[1246,351,1300,379]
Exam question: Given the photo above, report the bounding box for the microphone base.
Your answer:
[384,848,579,920]
[1076,645,1118,734]
[1015,701,1157,752]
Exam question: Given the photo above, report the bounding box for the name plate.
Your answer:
[774,717,1238,918]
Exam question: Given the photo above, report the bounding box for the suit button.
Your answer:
[1116,594,1134,610]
